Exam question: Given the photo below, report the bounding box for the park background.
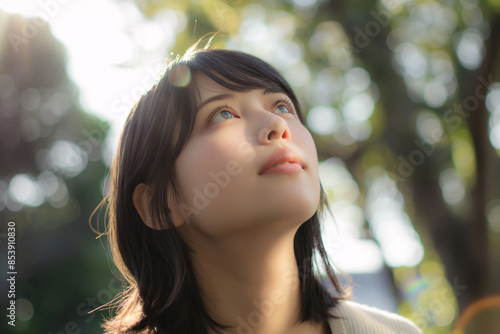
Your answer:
[0,0,499,333]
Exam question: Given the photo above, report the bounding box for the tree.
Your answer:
[0,11,111,333]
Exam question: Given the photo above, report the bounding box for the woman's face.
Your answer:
[172,73,320,237]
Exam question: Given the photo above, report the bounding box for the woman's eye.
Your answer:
[212,110,234,123]
[274,104,292,114]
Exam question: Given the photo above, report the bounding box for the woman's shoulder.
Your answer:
[328,300,424,334]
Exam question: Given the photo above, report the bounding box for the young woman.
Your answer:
[102,47,423,333]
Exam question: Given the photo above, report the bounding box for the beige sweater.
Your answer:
[328,301,424,333]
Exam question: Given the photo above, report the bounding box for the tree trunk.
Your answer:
[320,2,497,327]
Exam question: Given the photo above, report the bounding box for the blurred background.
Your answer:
[0,0,499,333]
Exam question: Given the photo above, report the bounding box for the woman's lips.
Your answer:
[259,146,306,175]
[260,162,304,175]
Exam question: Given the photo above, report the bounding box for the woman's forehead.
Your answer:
[193,72,232,96]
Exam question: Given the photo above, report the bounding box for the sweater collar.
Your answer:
[328,304,347,334]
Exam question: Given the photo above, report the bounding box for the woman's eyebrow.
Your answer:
[197,89,284,110]
[197,93,234,110]
[262,88,284,95]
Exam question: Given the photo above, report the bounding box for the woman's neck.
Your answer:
[178,225,330,334]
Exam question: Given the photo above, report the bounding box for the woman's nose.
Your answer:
[256,112,291,145]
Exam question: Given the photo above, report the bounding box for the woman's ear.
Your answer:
[132,183,185,230]
[132,183,154,229]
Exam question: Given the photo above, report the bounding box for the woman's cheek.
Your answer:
[176,138,244,206]
[236,141,255,162]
